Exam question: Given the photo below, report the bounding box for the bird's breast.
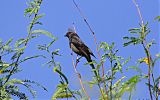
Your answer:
[70,43,79,53]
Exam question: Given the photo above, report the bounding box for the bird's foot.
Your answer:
[76,56,82,63]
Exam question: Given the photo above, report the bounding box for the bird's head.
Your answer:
[65,32,76,39]
[65,28,77,38]
[64,32,70,38]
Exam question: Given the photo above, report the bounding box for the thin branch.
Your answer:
[132,0,144,26]
[25,0,43,46]
[72,0,107,99]
[72,0,105,78]
[3,0,43,86]
[71,52,90,100]
[132,0,153,99]
[4,52,22,84]
[72,22,77,33]
[109,51,113,100]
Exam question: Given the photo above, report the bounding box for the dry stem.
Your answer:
[71,52,90,100]
[72,0,107,99]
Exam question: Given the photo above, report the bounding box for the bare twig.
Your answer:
[132,0,144,26]
[132,0,153,99]
[72,0,105,78]
[72,22,77,33]
[72,0,107,99]
[71,52,90,100]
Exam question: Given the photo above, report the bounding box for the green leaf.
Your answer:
[123,36,129,39]
[3,45,11,51]
[52,84,70,100]
[115,56,122,73]
[0,62,10,74]
[99,42,109,52]
[155,76,160,85]
[23,79,48,92]
[126,66,142,74]
[52,49,61,56]
[3,79,24,88]
[34,13,45,22]
[23,83,37,98]
[18,55,46,64]
[129,28,140,31]
[5,38,13,46]
[31,29,55,39]
[146,39,155,49]
[109,42,115,49]
[154,16,160,22]
[15,38,26,47]
[53,93,72,99]
[14,46,26,52]
[84,60,96,66]
[24,8,33,16]
[30,8,38,16]
[129,28,140,34]
[123,37,141,47]
[122,57,131,66]
[116,75,141,97]
[47,40,57,48]
[113,76,126,89]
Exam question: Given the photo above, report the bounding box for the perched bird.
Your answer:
[65,29,98,76]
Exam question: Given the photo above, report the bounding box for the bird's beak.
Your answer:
[64,34,67,37]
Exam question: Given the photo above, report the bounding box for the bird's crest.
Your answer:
[68,27,76,33]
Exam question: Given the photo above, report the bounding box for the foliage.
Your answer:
[154,16,160,22]
[0,0,52,99]
[97,42,141,99]
[123,18,160,99]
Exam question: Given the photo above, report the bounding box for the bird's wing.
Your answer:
[71,37,91,56]
[71,33,96,58]
[88,48,96,58]
[71,34,84,45]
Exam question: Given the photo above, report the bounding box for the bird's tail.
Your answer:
[87,58,98,77]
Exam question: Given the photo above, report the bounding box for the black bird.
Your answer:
[65,29,98,76]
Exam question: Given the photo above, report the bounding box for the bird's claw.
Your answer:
[76,56,82,63]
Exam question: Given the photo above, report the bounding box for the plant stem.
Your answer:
[72,1,107,99]
[71,53,90,100]
[110,55,113,100]
[132,0,153,99]
[3,0,43,86]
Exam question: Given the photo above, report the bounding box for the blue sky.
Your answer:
[0,0,159,99]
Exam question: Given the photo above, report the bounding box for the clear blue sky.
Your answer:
[0,0,159,99]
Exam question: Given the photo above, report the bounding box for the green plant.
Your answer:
[0,0,54,99]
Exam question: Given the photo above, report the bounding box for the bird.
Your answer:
[65,28,98,77]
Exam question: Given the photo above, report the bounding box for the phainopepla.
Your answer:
[65,29,98,77]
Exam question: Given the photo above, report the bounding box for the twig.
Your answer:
[71,52,90,100]
[72,0,107,99]
[72,22,77,33]
[132,0,144,26]
[132,0,153,99]
[110,51,113,100]
[72,0,105,78]
[4,52,22,84]
[3,0,43,86]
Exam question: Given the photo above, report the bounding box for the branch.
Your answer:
[132,0,153,99]
[132,0,144,26]
[71,52,90,100]
[4,0,43,86]
[72,0,105,78]
[72,1,107,98]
